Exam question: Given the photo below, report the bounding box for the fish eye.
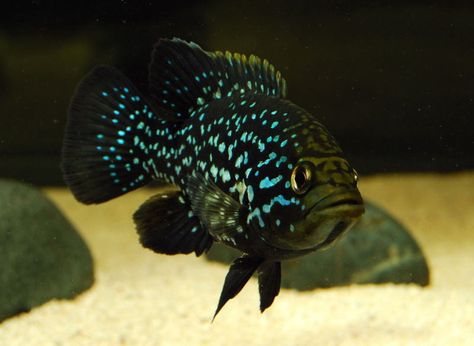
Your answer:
[291,162,313,195]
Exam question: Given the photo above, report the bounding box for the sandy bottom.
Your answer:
[1,172,473,346]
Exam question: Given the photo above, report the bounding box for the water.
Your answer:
[0,2,473,345]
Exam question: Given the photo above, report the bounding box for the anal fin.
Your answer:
[258,261,281,313]
[133,189,212,256]
[213,255,264,320]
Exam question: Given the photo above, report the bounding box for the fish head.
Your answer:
[248,154,364,252]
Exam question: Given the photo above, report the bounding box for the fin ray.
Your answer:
[149,38,287,120]
[258,261,281,313]
[62,66,172,204]
[133,189,213,256]
[213,255,264,320]
[186,173,243,237]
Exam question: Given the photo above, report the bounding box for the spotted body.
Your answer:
[62,38,364,319]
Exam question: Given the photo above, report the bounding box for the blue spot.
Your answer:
[210,165,218,178]
[102,156,110,161]
[276,219,281,226]
[274,195,292,206]
[247,185,254,203]
[97,134,104,139]
[101,91,108,97]
[219,143,225,153]
[247,207,264,228]
[259,175,283,189]
[271,121,279,129]
[276,156,288,168]
[118,103,125,109]
[117,139,125,145]
[235,155,243,168]
[116,155,123,161]
[243,151,249,165]
[221,169,231,183]
[113,110,120,116]
[118,130,126,136]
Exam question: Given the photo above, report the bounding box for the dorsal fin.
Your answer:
[148,38,287,120]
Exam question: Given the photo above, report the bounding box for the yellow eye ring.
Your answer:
[290,163,312,194]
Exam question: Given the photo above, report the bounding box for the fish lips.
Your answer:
[257,187,364,255]
[304,188,365,219]
[297,188,364,248]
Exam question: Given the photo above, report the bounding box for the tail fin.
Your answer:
[62,66,170,204]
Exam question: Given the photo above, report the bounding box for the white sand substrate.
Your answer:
[1,172,473,346]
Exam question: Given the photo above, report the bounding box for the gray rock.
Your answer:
[206,201,429,290]
[0,179,94,322]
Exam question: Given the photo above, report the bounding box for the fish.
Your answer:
[61,38,365,319]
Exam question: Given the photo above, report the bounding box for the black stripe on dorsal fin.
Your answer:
[148,38,288,120]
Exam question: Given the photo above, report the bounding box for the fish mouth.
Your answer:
[257,186,365,256]
[305,189,365,219]
[313,219,356,250]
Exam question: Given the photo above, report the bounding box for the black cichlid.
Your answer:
[62,38,364,319]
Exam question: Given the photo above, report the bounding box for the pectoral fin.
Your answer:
[186,173,244,237]
[213,255,264,320]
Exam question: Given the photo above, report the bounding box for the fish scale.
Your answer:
[61,38,364,319]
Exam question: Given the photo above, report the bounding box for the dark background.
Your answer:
[1,1,473,186]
